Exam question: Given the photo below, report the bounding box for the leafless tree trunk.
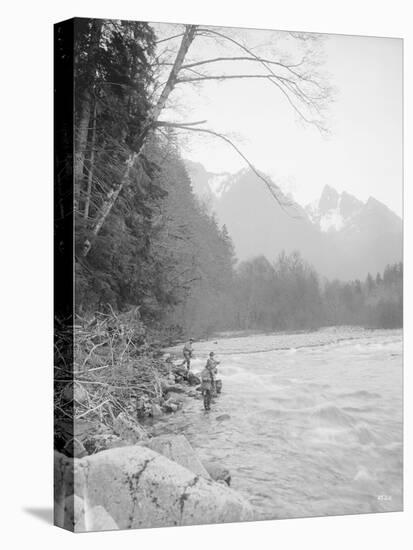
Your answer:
[82,25,197,257]
[81,24,331,257]
[83,102,97,220]
[74,20,102,212]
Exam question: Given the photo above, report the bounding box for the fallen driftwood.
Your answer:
[54,312,173,455]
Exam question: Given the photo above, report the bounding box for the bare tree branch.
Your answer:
[157,119,207,126]
[155,121,302,217]
[182,55,307,73]
[83,25,198,257]
[155,33,185,45]
[195,27,329,132]
[82,23,331,256]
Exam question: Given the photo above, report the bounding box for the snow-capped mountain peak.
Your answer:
[185,161,402,280]
[306,185,364,232]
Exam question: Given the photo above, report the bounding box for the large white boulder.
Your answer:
[55,446,253,531]
[143,434,211,479]
[113,412,148,443]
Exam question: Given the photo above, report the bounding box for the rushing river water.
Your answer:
[161,327,403,520]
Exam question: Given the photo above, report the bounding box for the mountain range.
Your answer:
[185,160,402,281]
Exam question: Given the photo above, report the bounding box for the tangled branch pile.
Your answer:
[54,308,172,455]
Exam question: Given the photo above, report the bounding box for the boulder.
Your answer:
[136,395,152,418]
[162,401,179,413]
[63,494,84,530]
[73,383,89,404]
[54,452,74,528]
[71,439,88,458]
[161,382,186,394]
[151,403,163,418]
[168,384,186,393]
[77,505,119,532]
[203,461,231,486]
[61,382,88,405]
[172,365,188,379]
[58,446,253,531]
[187,371,201,386]
[144,435,211,479]
[216,414,231,422]
[166,391,185,402]
[113,413,148,443]
[83,433,127,454]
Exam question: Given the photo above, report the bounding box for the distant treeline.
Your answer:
[72,19,402,339]
[230,254,403,333]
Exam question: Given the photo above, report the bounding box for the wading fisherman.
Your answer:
[201,352,220,410]
[182,338,194,371]
[206,351,219,377]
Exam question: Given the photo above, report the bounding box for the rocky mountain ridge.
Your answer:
[185,160,402,280]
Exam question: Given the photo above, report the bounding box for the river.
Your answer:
[161,327,403,520]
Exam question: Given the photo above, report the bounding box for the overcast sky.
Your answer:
[159,26,402,216]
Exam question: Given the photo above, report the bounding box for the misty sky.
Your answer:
[158,26,402,216]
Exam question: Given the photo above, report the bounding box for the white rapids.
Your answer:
[161,327,403,519]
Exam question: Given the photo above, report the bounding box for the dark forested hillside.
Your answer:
[73,19,235,339]
[75,133,236,337]
[72,19,402,339]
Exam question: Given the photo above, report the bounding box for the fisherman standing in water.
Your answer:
[200,352,220,410]
[182,338,194,371]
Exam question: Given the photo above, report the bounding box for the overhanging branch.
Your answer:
[156,121,302,218]
[194,27,329,132]
[181,55,306,72]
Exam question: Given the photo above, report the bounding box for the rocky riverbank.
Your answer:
[55,309,209,457]
[55,434,250,531]
[54,310,241,531]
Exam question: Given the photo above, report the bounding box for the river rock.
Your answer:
[61,382,88,405]
[72,439,88,458]
[83,433,127,454]
[187,371,201,386]
[136,395,152,418]
[144,435,211,479]
[59,446,252,530]
[172,383,187,393]
[216,414,231,422]
[54,452,74,527]
[63,494,84,530]
[77,505,119,532]
[162,401,179,413]
[203,461,231,486]
[172,366,188,381]
[166,391,185,402]
[161,380,186,395]
[113,412,148,443]
[151,403,163,418]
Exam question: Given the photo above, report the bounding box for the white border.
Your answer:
[1,1,410,549]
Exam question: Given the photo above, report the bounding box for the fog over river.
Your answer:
[162,327,402,519]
